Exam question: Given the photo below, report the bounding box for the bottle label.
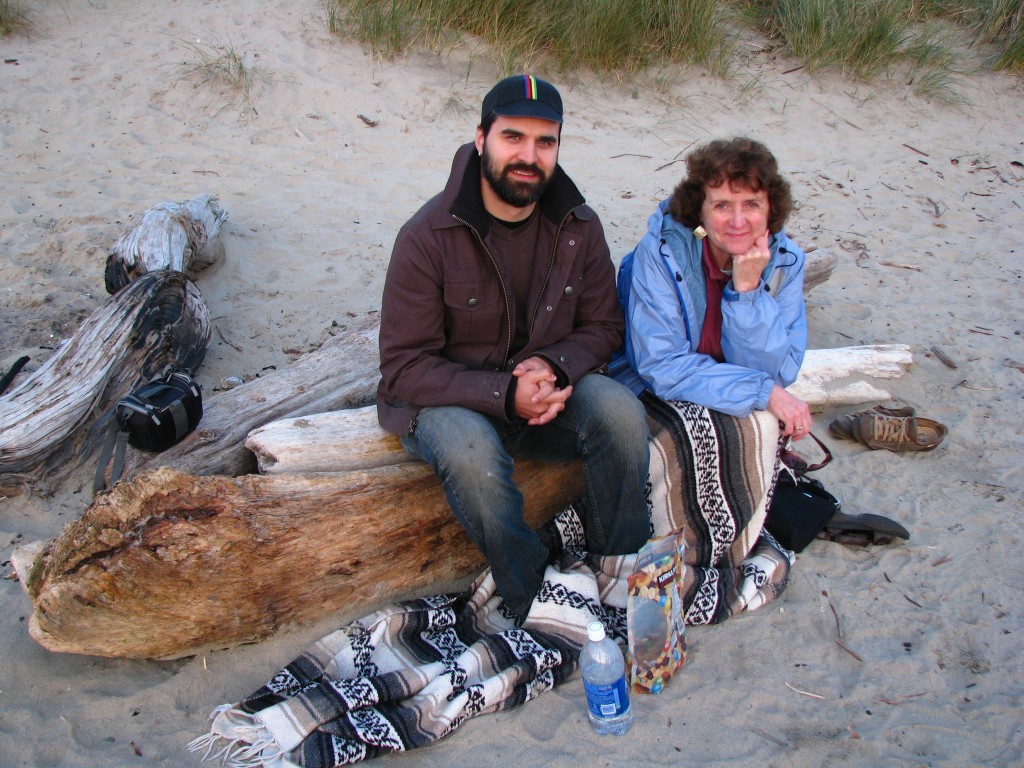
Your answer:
[584,676,630,718]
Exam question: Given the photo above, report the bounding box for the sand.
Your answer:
[2,1,1023,766]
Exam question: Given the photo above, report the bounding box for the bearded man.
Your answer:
[376,75,650,623]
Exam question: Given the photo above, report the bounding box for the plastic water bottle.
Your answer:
[580,620,633,736]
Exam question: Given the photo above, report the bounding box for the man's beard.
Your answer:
[481,145,551,208]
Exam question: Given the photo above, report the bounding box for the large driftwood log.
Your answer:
[0,271,210,491]
[104,194,227,294]
[16,463,583,659]
[245,343,913,475]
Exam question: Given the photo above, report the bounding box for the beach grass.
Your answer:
[0,0,31,35]
[323,0,734,74]
[971,0,1024,70]
[175,36,269,109]
[322,0,1023,89]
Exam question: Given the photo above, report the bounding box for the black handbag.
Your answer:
[764,433,839,552]
[93,367,202,493]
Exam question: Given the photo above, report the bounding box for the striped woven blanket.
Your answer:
[190,399,793,767]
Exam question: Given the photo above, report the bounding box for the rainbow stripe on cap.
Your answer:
[523,75,538,100]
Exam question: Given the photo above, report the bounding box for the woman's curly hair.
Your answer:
[668,137,793,233]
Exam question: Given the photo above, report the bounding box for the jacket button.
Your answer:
[568,240,575,246]
[467,298,478,307]
[564,286,574,296]
[492,391,501,399]
[559,355,567,363]
[546,305,553,311]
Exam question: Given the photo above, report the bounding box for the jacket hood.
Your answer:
[435,142,589,238]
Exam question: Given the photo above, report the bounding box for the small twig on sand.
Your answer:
[903,143,929,157]
[785,682,826,700]
[880,261,922,271]
[836,639,864,662]
[215,326,242,353]
[750,727,789,747]
[611,153,652,159]
[930,346,958,369]
[884,573,924,607]
[825,591,842,635]
[810,97,862,129]
[655,158,685,172]
[878,691,928,705]
[825,592,863,662]
[900,592,923,608]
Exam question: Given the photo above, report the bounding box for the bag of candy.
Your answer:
[625,529,687,694]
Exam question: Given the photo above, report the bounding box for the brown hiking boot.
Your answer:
[849,414,947,452]
[829,405,916,441]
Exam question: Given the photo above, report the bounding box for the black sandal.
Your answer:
[818,510,910,546]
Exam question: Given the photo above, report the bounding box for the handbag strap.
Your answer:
[93,423,130,495]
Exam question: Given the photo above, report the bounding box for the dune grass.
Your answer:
[742,0,978,99]
[175,36,269,110]
[971,0,1024,70]
[322,0,1022,99]
[0,0,31,36]
[323,0,734,74]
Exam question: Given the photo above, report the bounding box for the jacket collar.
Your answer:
[438,142,587,237]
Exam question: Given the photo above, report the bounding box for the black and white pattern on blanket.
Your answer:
[190,399,794,768]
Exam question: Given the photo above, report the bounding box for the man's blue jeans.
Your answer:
[401,373,651,621]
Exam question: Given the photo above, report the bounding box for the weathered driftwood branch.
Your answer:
[246,406,407,474]
[803,248,838,292]
[246,343,912,475]
[790,344,913,412]
[16,463,583,659]
[0,271,210,491]
[104,194,227,294]
[123,312,381,480]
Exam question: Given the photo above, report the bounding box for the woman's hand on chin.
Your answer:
[731,230,771,293]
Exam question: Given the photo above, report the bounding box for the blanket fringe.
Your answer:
[188,706,288,768]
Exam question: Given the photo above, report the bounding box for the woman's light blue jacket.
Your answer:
[610,200,807,417]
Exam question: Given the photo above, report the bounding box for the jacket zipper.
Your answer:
[452,214,514,368]
[528,208,576,336]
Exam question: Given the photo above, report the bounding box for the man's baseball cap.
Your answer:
[481,75,563,124]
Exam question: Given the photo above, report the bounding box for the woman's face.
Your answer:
[700,181,770,267]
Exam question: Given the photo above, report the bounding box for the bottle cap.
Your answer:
[587,621,605,642]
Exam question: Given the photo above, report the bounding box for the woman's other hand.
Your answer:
[731,230,771,293]
[767,383,812,438]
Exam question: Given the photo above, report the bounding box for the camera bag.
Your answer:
[93,368,202,493]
